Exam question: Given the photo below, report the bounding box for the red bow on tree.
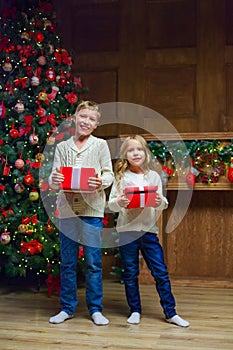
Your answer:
[20,240,43,255]
[39,113,57,126]
[54,49,72,65]
[14,77,28,88]
[19,115,33,136]
[22,214,38,224]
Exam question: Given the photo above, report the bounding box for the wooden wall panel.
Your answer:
[78,70,118,103]
[163,191,233,280]
[146,0,196,49]
[144,66,196,118]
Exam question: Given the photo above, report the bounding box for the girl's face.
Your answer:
[125,139,146,172]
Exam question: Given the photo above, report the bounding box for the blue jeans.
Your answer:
[119,231,176,319]
[59,216,103,316]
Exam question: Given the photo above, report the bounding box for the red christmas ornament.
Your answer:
[36,106,46,117]
[46,68,56,81]
[15,159,25,169]
[9,125,19,138]
[0,230,11,245]
[0,102,6,119]
[58,76,67,87]
[29,133,39,145]
[14,183,25,193]
[0,140,4,147]
[35,32,44,43]
[23,172,34,185]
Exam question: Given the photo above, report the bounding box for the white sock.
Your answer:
[91,312,109,326]
[49,311,73,324]
[127,312,141,324]
[166,314,190,327]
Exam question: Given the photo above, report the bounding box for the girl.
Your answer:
[108,135,189,327]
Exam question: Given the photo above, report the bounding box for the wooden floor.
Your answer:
[0,279,232,350]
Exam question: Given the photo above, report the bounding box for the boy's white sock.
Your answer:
[127,312,141,324]
[49,311,73,324]
[166,314,190,327]
[91,312,109,325]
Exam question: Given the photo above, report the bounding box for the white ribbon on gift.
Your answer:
[139,186,145,207]
[71,167,81,189]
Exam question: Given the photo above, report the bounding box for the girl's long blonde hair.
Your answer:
[114,135,155,185]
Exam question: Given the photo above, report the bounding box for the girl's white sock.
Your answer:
[166,314,190,327]
[91,312,109,325]
[127,312,141,324]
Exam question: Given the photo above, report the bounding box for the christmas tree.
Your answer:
[0,0,85,285]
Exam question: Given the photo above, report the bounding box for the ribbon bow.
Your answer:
[14,77,28,88]
[39,113,57,126]
[17,45,34,58]
[22,214,38,225]
[20,240,43,255]
[19,115,33,136]
[54,49,72,65]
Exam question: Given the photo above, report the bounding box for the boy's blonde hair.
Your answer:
[115,135,155,184]
[75,100,101,119]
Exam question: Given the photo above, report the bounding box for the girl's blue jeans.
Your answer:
[59,216,103,316]
[119,231,177,319]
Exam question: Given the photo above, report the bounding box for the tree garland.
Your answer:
[149,139,233,184]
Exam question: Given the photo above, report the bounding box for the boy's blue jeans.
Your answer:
[59,216,103,316]
[119,231,177,319]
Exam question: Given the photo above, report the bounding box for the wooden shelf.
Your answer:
[167,182,233,191]
[120,132,233,141]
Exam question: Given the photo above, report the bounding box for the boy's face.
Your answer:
[74,108,99,137]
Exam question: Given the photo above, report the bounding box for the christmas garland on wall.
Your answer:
[149,139,233,186]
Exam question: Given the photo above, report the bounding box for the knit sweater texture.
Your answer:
[108,169,168,233]
[49,135,114,218]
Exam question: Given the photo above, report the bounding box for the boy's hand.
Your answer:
[88,174,102,190]
[52,167,64,185]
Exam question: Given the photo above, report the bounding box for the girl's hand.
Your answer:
[117,193,130,208]
[155,194,162,207]
[88,174,102,190]
[52,167,64,185]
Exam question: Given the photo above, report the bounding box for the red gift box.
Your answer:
[125,186,158,208]
[59,166,96,192]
